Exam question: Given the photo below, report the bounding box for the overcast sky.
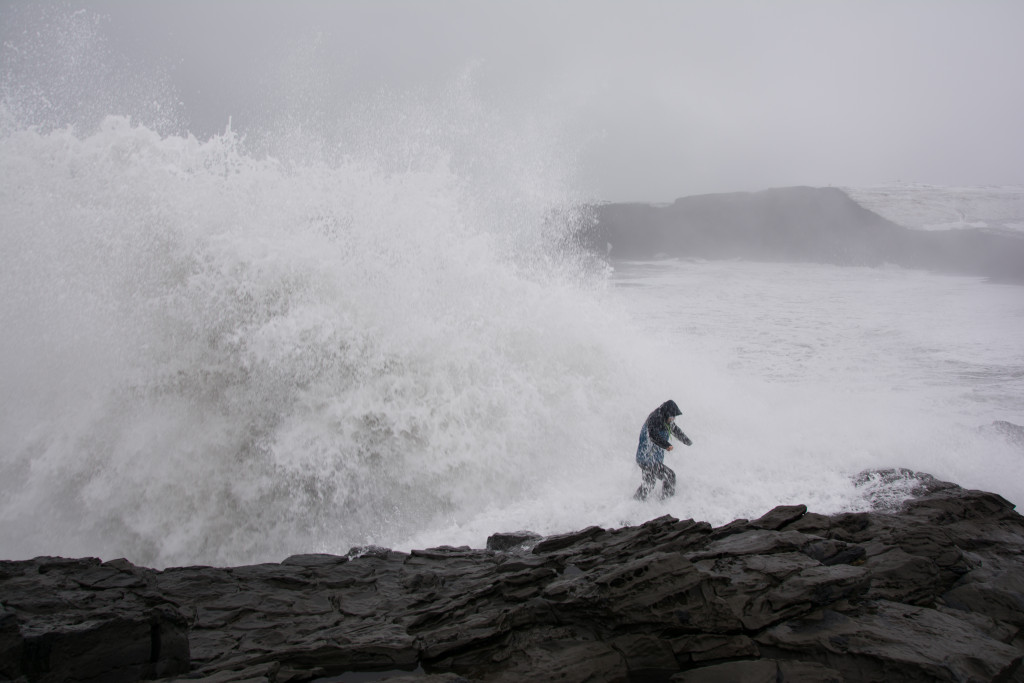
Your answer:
[4,0,1023,202]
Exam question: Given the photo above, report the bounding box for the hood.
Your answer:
[660,400,682,418]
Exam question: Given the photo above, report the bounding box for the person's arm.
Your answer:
[646,414,673,449]
[671,423,693,446]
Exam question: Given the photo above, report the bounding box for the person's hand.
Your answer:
[667,445,674,451]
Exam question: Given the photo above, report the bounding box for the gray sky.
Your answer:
[4,0,1024,202]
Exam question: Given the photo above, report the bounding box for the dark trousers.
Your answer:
[634,462,676,501]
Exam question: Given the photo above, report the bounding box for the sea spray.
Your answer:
[612,259,1024,527]
[0,90,651,567]
[0,5,181,136]
[0,7,658,567]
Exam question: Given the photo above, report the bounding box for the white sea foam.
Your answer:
[610,259,1024,527]
[845,182,1024,233]
[0,98,665,568]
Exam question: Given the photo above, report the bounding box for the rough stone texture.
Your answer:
[0,557,190,682]
[484,531,541,552]
[1,471,1023,682]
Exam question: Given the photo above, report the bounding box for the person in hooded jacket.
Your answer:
[634,399,692,501]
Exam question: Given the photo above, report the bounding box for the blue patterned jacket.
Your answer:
[635,400,692,466]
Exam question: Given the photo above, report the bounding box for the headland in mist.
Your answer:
[584,186,1024,283]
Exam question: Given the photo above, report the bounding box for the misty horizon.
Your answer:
[2,1,1023,204]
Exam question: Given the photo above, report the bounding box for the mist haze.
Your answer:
[3,0,1023,201]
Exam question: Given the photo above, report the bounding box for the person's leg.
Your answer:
[634,464,657,500]
[658,464,676,499]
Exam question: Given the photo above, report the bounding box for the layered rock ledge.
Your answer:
[1,470,1022,682]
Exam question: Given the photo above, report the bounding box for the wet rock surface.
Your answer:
[1,471,1023,682]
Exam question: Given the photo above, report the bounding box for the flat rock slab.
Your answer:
[1,472,1023,682]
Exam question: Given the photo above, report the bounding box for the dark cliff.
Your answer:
[1,470,1022,682]
[583,186,1024,283]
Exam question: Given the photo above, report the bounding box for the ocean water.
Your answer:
[2,9,1022,569]
[612,259,1024,525]
[844,183,1024,232]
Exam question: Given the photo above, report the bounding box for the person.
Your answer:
[634,399,693,501]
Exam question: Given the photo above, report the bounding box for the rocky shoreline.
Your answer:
[1,470,1022,682]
